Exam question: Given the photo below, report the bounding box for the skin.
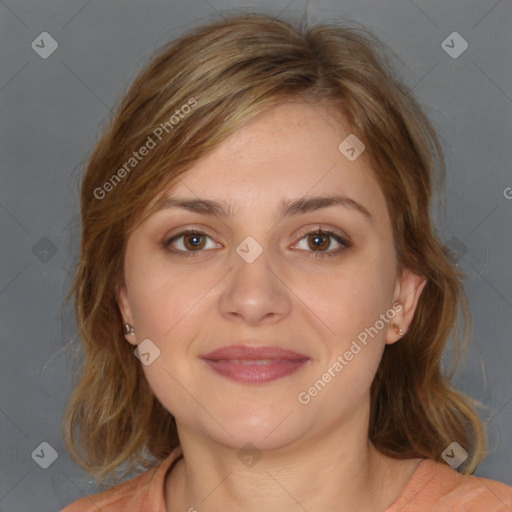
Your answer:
[117,101,426,512]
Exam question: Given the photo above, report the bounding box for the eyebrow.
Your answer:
[153,194,374,223]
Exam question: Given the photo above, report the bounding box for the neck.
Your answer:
[165,418,419,512]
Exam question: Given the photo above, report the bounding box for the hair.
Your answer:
[62,11,488,485]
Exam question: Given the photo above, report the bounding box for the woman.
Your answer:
[61,12,512,511]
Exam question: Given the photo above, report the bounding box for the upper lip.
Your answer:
[201,344,309,361]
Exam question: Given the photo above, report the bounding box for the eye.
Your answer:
[293,227,351,258]
[164,229,219,257]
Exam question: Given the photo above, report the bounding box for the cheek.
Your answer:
[302,258,393,345]
[128,268,210,417]
[126,253,212,339]
[295,264,392,408]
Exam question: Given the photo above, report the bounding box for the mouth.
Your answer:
[200,344,309,384]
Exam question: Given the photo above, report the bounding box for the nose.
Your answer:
[217,238,292,326]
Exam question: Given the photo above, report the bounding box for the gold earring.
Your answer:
[393,323,403,336]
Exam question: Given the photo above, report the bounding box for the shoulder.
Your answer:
[388,459,512,511]
[59,468,156,512]
[60,447,183,512]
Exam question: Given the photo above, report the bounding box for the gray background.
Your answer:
[0,0,511,510]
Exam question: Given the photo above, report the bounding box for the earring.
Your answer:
[124,323,135,335]
[392,323,403,336]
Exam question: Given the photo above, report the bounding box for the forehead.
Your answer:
[145,101,390,227]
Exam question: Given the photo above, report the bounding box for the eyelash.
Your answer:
[163,227,351,259]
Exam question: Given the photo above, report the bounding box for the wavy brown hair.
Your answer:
[61,11,487,485]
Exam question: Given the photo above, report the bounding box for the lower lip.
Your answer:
[202,359,309,383]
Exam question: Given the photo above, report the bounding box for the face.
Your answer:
[117,101,425,452]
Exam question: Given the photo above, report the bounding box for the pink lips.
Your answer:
[201,344,309,384]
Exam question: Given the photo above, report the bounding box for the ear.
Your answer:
[385,268,427,345]
[116,281,137,346]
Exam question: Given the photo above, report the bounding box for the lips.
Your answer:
[201,344,309,384]
[201,344,308,361]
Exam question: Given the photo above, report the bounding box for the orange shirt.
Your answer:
[61,447,512,511]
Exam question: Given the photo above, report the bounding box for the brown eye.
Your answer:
[164,229,218,256]
[182,232,206,251]
[295,229,351,258]
[307,232,330,251]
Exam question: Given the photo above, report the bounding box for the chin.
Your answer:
[211,408,302,450]
[214,427,298,454]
